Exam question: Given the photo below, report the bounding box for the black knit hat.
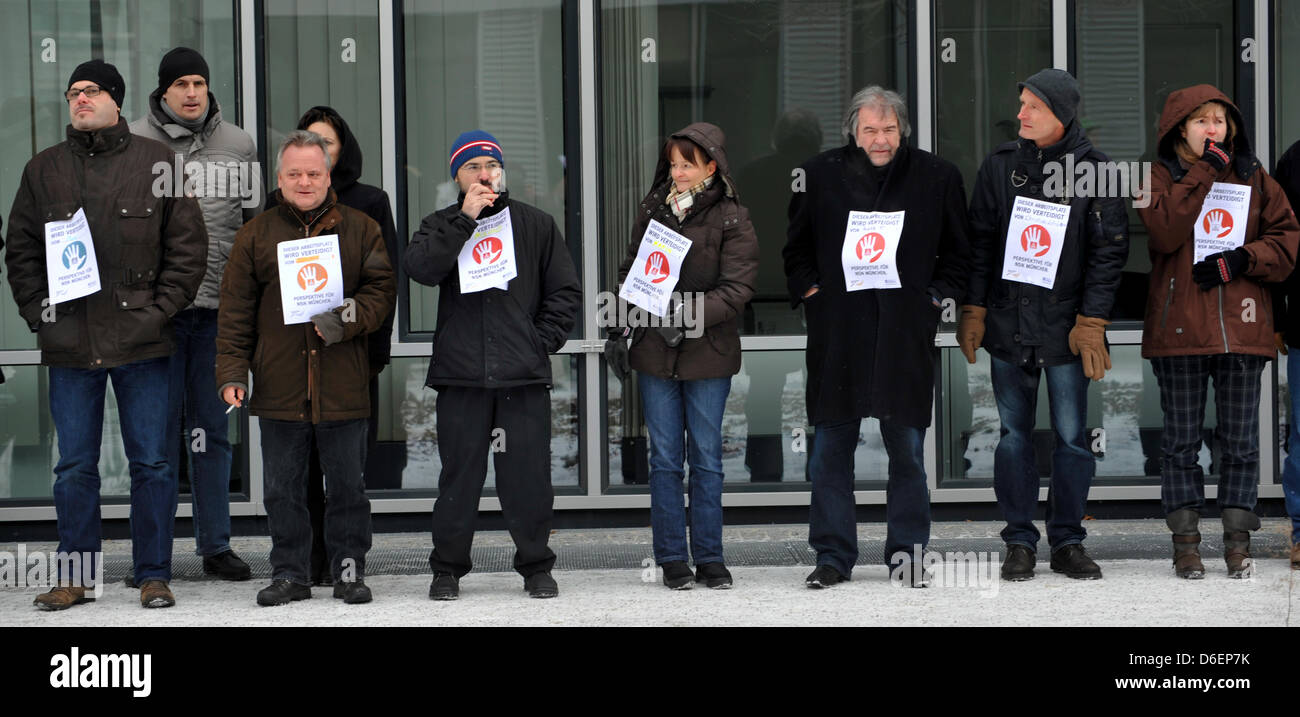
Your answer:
[1018,68,1080,128]
[157,47,210,91]
[68,59,125,108]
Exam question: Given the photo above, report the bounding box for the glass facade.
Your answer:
[0,1,1294,518]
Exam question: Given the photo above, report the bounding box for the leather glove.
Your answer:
[1068,314,1112,381]
[604,329,630,380]
[1276,332,1288,356]
[957,305,986,364]
[310,311,346,346]
[1201,138,1231,172]
[1191,248,1249,290]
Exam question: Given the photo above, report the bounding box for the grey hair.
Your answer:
[277,129,333,172]
[842,86,911,141]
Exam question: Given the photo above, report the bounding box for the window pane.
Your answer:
[1277,2,1300,156]
[0,1,237,351]
[404,0,569,334]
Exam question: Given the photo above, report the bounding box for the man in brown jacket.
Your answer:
[5,60,206,611]
[216,130,394,606]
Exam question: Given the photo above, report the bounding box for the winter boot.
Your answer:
[1165,508,1204,579]
[1221,507,1261,579]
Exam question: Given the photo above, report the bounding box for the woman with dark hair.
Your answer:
[267,106,400,586]
[1138,85,1299,579]
[608,123,758,589]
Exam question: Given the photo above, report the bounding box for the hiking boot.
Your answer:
[524,571,559,599]
[660,561,694,590]
[1050,544,1102,580]
[1001,544,1036,581]
[694,562,733,589]
[428,572,459,601]
[256,579,311,606]
[1222,508,1261,579]
[1166,508,1204,579]
[332,580,373,604]
[34,586,94,611]
[203,550,252,581]
[805,564,849,589]
[139,579,176,608]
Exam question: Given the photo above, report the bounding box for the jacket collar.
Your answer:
[66,117,131,156]
[147,89,222,141]
[1015,120,1091,166]
[281,188,340,234]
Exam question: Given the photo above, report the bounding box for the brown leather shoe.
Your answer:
[34,586,94,611]
[139,579,175,609]
[1172,534,1205,579]
[1290,541,1299,570]
[1223,532,1252,578]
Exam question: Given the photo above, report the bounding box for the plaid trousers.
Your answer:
[1149,353,1267,514]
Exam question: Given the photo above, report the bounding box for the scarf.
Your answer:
[665,174,715,221]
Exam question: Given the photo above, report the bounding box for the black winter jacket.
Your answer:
[784,142,973,428]
[5,118,207,369]
[403,193,581,389]
[965,122,1130,367]
[1271,139,1300,348]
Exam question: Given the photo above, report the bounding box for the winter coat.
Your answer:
[784,142,973,428]
[1262,139,1300,348]
[616,122,759,381]
[130,92,263,310]
[265,106,399,374]
[4,118,207,369]
[965,121,1130,367]
[1138,85,1299,359]
[214,190,395,423]
[403,192,581,390]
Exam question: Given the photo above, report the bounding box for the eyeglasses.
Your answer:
[459,160,502,174]
[65,86,104,101]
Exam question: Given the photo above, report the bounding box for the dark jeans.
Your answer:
[429,385,555,578]
[808,418,930,576]
[990,356,1094,551]
[50,357,173,583]
[166,308,233,557]
[306,374,381,575]
[1150,353,1266,515]
[260,417,371,584]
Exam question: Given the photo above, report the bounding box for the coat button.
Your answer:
[487,375,494,381]
[121,301,128,307]
[1021,297,1029,305]
[121,209,127,214]
[311,349,317,355]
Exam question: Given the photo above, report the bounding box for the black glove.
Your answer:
[1192,248,1250,290]
[604,329,630,380]
[1201,138,1231,172]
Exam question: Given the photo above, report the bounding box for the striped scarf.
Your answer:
[665,174,715,221]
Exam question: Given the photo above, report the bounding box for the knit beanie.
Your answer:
[157,47,210,91]
[449,130,504,177]
[1018,68,1080,128]
[67,59,125,108]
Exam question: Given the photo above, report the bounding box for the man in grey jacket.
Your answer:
[131,47,263,581]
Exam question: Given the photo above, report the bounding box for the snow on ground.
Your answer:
[2,560,1294,627]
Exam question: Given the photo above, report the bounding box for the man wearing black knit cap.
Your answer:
[4,59,207,610]
[957,68,1130,581]
[131,47,262,585]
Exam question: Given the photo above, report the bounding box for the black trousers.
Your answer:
[307,374,380,578]
[429,384,556,578]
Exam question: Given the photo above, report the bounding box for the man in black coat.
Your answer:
[1269,139,1300,568]
[784,86,972,588]
[958,68,1129,581]
[404,131,581,600]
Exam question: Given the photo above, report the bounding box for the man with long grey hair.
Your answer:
[216,130,395,606]
[784,86,972,588]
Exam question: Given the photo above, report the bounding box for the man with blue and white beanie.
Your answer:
[404,131,581,600]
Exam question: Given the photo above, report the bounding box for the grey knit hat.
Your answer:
[1018,68,1080,128]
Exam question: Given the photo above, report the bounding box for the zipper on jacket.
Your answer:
[1160,277,1174,329]
[1217,284,1229,353]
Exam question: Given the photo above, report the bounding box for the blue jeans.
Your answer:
[808,418,930,576]
[260,418,371,584]
[1282,352,1300,542]
[638,373,730,565]
[990,356,1094,551]
[50,357,174,583]
[166,308,233,557]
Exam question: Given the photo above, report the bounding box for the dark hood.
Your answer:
[649,122,739,199]
[298,105,364,193]
[1156,84,1258,180]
